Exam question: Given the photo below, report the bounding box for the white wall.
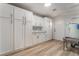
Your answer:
[53,6,79,40]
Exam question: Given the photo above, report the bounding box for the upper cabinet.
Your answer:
[0,4,13,18]
[25,10,34,24]
[14,7,25,20]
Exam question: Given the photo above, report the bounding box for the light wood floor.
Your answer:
[11,40,79,56]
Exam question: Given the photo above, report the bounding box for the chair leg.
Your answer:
[63,40,67,51]
[64,41,68,51]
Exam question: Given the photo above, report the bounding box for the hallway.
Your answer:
[11,40,79,56]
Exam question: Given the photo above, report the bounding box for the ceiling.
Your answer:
[11,3,79,18]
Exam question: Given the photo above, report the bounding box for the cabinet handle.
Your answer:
[10,14,13,24]
[25,17,26,25]
[22,17,26,25]
[22,17,24,25]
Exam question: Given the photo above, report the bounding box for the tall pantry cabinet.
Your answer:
[14,7,25,50]
[0,4,14,54]
[14,7,34,49]
[24,11,34,48]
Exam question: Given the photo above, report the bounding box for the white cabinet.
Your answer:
[40,18,46,42]
[14,7,25,50]
[44,17,52,41]
[0,4,53,55]
[0,4,13,18]
[0,4,14,54]
[24,11,33,48]
[14,19,25,50]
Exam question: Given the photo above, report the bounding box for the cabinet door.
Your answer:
[0,4,13,55]
[0,18,13,54]
[25,19,33,47]
[0,4,13,18]
[43,18,49,41]
[25,11,33,48]
[14,7,25,20]
[14,19,24,50]
[14,7,25,50]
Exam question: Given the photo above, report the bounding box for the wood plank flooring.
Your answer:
[11,40,79,56]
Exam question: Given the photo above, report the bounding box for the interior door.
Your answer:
[0,4,14,54]
[54,19,65,40]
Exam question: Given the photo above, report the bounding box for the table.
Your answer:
[63,37,79,50]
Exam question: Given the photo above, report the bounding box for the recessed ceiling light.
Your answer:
[44,3,51,7]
